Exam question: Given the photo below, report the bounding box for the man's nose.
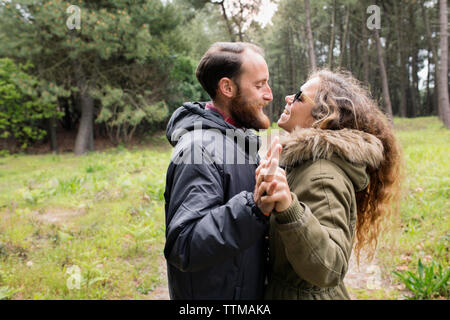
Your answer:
[264,85,273,101]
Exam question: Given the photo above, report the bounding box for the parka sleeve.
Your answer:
[273,167,355,288]
[164,142,268,273]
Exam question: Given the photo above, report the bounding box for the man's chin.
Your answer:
[260,117,271,130]
[251,115,270,130]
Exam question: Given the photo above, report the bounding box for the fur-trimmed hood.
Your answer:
[279,128,384,191]
[280,128,384,168]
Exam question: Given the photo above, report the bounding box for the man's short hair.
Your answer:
[196,42,264,100]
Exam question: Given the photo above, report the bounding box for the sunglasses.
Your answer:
[293,89,315,105]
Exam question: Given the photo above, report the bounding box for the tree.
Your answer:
[373,28,393,120]
[190,0,265,42]
[438,0,450,128]
[304,0,316,71]
[0,58,65,150]
[394,1,408,117]
[421,0,439,116]
[338,4,350,68]
[0,0,189,154]
[328,0,336,69]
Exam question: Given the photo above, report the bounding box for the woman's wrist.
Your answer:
[274,192,305,224]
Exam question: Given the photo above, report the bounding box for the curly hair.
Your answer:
[307,69,403,265]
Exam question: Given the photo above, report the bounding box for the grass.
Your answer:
[0,135,170,299]
[375,117,450,300]
[0,117,448,299]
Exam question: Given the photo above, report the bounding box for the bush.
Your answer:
[393,259,449,299]
[0,58,65,150]
[93,85,169,145]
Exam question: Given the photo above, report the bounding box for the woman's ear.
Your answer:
[217,77,237,98]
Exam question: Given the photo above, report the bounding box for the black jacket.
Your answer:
[164,101,269,299]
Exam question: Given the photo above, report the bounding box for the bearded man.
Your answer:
[164,42,274,299]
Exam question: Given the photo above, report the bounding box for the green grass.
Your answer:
[0,117,448,299]
[376,117,450,300]
[0,134,170,299]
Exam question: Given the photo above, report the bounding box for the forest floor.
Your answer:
[0,117,447,300]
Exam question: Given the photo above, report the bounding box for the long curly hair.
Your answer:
[308,69,403,265]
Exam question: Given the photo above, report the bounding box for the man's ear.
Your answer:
[217,77,237,98]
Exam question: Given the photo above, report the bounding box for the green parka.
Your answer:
[264,128,384,300]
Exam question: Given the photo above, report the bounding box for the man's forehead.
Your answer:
[240,50,268,79]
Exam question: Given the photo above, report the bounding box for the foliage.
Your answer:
[93,86,169,144]
[167,55,209,110]
[0,286,18,300]
[249,0,444,121]
[0,0,448,153]
[393,259,449,299]
[0,58,65,149]
[0,0,200,150]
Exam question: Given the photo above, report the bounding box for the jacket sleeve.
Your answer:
[273,170,354,288]
[164,143,268,273]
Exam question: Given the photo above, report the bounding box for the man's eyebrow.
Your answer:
[254,78,268,84]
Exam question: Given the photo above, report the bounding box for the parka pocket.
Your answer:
[311,175,334,181]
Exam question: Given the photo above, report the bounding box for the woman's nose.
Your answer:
[285,94,295,104]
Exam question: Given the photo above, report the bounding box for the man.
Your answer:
[164,42,275,299]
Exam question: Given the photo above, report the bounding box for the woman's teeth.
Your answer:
[283,107,290,115]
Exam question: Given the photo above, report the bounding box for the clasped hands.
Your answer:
[254,136,292,216]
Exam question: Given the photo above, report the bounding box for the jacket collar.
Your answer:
[279,128,384,191]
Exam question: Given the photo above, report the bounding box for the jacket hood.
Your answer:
[167,102,225,146]
[280,128,384,191]
[166,101,261,150]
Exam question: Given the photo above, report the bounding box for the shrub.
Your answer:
[394,259,449,299]
[0,58,65,150]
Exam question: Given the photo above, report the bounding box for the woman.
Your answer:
[254,69,402,299]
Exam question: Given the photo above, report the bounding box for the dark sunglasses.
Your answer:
[293,89,315,104]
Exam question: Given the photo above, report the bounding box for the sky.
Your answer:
[254,0,278,27]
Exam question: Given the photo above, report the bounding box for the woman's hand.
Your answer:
[254,136,292,213]
[254,157,278,214]
[255,164,292,213]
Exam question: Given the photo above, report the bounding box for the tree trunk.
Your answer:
[289,27,296,88]
[74,88,94,155]
[304,0,316,71]
[361,4,370,86]
[438,0,450,128]
[394,1,407,117]
[426,51,433,115]
[409,5,420,117]
[285,31,295,93]
[48,117,58,153]
[374,29,393,120]
[421,0,439,117]
[328,0,336,69]
[218,1,236,42]
[339,5,350,68]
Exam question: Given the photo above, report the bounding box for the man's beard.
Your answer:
[229,88,270,130]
